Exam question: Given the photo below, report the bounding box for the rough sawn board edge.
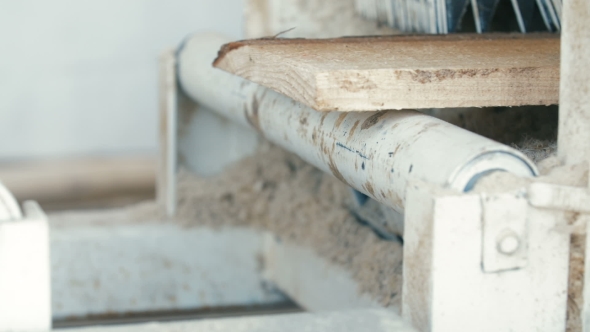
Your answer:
[213,34,560,111]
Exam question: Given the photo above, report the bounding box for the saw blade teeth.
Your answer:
[536,0,556,31]
[376,0,391,25]
[544,0,561,30]
[355,0,561,33]
[511,0,537,32]
[471,0,501,33]
[445,0,470,32]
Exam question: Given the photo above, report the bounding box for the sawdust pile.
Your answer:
[134,105,566,323]
[512,136,557,164]
[147,106,559,314]
[168,143,404,309]
[426,105,558,163]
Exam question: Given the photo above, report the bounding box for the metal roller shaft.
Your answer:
[177,33,537,213]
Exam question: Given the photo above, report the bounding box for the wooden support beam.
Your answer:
[214,34,560,111]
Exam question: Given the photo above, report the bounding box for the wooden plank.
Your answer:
[213,34,560,111]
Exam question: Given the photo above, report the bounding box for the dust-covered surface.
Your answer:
[426,105,558,163]
[512,136,557,164]
[541,162,588,332]
[475,161,588,332]
[132,105,558,315]
[139,143,404,309]
[129,105,562,322]
[568,232,586,332]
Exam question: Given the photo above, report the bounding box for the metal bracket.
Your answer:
[480,181,590,273]
[481,190,529,273]
[529,182,590,213]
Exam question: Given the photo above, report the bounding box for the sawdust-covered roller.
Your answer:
[177,33,538,214]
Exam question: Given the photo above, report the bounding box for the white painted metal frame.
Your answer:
[60,309,416,332]
[262,237,384,312]
[403,181,570,332]
[49,216,286,319]
[175,30,576,332]
[158,50,178,217]
[0,199,51,331]
[558,0,590,330]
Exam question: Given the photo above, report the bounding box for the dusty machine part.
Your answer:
[167,143,405,309]
[557,1,590,330]
[423,106,558,163]
[472,161,589,332]
[177,33,537,216]
[59,309,416,332]
[403,179,570,331]
[158,50,178,217]
[0,188,50,331]
[558,0,590,166]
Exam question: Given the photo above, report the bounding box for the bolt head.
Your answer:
[497,232,520,255]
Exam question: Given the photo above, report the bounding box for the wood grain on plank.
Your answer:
[213,34,560,111]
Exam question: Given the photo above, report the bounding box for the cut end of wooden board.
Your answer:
[213,34,560,112]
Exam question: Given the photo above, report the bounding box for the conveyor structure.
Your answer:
[0,1,589,332]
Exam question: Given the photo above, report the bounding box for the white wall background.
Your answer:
[0,0,243,160]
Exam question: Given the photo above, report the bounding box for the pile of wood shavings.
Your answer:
[512,136,557,164]
[162,125,558,312]
[171,143,404,309]
[427,105,558,163]
[148,106,562,317]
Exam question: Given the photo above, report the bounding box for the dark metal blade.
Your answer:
[471,0,501,32]
[445,0,471,32]
[511,0,536,32]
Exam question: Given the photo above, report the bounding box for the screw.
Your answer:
[497,231,520,255]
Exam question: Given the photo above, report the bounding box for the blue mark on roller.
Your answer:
[336,142,369,160]
[351,189,369,206]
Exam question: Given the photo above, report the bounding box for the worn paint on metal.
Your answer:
[178,33,538,213]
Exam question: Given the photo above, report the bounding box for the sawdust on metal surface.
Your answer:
[130,105,561,317]
[425,105,558,163]
[540,162,588,332]
[132,142,404,309]
[474,160,588,332]
[136,106,559,312]
[165,140,560,312]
